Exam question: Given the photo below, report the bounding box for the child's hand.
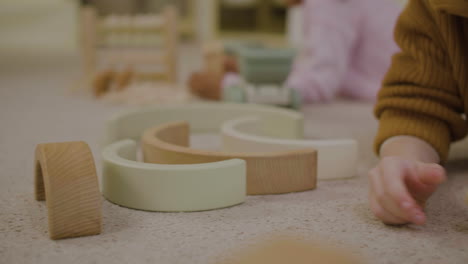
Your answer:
[368,156,446,225]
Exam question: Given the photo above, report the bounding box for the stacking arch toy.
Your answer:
[221,117,358,180]
[35,141,102,239]
[141,121,317,195]
[102,103,305,211]
[102,139,246,212]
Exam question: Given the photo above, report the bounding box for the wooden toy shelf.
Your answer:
[80,4,178,84]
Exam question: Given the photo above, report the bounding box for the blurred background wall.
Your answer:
[0,0,408,56]
[0,0,79,54]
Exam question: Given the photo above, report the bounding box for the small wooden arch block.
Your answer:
[142,122,317,195]
[35,141,102,240]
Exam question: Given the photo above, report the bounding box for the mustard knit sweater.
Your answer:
[375,0,468,162]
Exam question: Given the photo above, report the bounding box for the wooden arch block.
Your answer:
[35,142,102,240]
[142,122,317,195]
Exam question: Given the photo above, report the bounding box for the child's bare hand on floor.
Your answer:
[368,136,446,225]
[368,157,446,225]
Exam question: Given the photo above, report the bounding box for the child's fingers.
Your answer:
[406,162,446,205]
[369,186,407,225]
[415,163,447,186]
[379,160,424,224]
[368,168,408,224]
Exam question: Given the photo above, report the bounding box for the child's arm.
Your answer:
[371,0,467,224]
[369,136,446,225]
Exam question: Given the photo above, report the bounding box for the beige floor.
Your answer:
[0,46,467,264]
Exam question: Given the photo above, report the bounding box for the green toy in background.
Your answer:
[222,45,302,110]
[188,40,302,109]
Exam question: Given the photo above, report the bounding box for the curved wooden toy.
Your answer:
[221,117,358,180]
[141,122,317,195]
[35,142,102,240]
[103,102,304,146]
[101,139,246,212]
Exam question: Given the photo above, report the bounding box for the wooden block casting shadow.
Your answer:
[142,121,317,195]
[35,141,102,240]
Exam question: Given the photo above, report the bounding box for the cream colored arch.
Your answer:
[221,117,358,180]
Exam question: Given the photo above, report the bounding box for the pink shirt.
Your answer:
[286,0,402,103]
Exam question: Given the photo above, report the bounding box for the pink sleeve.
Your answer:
[286,0,362,103]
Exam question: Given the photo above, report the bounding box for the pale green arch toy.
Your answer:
[102,139,246,212]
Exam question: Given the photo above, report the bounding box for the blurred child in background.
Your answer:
[285,0,402,103]
[190,0,403,103]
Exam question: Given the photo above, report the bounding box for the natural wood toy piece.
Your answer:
[102,139,246,212]
[115,68,134,91]
[92,68,136,97]
[142,122,317,195]
[81,5,178,89]
[218,237,363,264]
[221,117,358,180]
[189,71,224,100]
[35,141,102,240]
[92,69,115,97]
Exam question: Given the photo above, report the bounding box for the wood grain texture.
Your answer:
[35,141,102,240]
[142,122,317,195]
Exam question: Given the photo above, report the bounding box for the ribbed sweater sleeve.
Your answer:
[374,0,467,163]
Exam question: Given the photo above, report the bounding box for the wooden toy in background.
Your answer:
[218,236,364,264]
[92,69,115,97]
[188,71,224,101]
[92,68,134,97]
[188,41,240,101]
[35,141,102,240]
[188,41,301,109]
[80,4,178,97]
[142,122,317,195]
